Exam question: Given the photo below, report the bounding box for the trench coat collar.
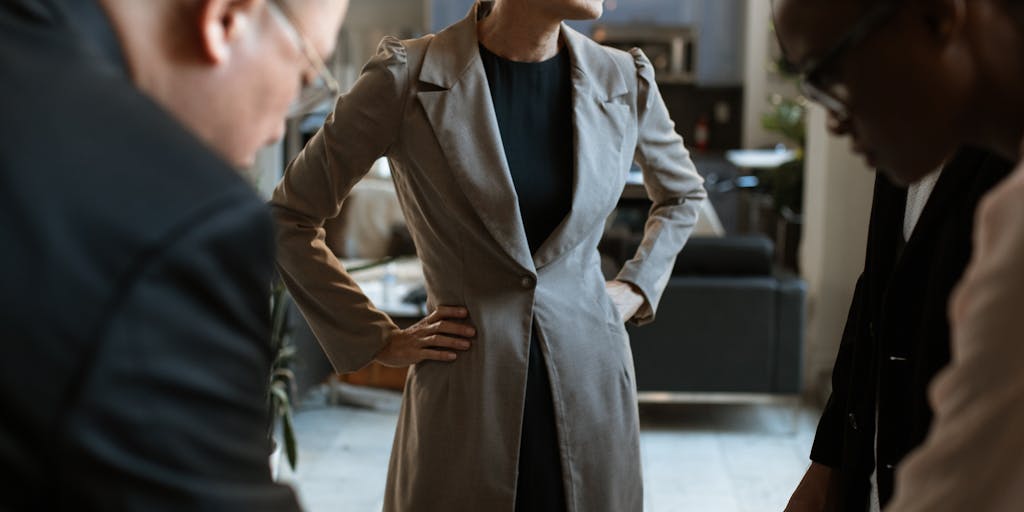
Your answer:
[417,1,629,272]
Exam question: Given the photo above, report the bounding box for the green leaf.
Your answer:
[272,368,296,383]
[278,345,297,360]
[283,410,298,470]
[270,382,290,415]
[268,275,299,469]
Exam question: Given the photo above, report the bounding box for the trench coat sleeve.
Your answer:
[886,169,1024,512]
[615,49,708,325]
[270,38,409,373]
[809,273,867,468]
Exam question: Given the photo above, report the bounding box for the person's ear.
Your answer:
[917,0,967,43]
[197,0,261,64]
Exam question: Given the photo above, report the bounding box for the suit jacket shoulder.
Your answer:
[0,3,294,508]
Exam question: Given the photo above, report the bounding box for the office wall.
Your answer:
[431,0,745,85]
[741,0,798,149]
[799,105,874,401]
[336,0,428,88]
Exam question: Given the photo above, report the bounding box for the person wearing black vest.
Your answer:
[786,148,1012,511]
[775,0,1024,508]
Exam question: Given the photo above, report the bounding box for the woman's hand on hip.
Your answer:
[605,280,645,323]
[374,306,476,367]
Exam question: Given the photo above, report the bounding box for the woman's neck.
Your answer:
[477,1,562,62]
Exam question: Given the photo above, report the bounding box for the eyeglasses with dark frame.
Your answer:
[266,0,342,118]
[777,1,899,121]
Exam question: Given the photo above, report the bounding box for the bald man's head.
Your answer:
[99,0,348,168]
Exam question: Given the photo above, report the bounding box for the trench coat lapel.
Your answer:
[416,5,628,272]
[532,25,629,269]
[416,4,534,272]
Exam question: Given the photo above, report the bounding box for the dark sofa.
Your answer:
[602,235,806,397]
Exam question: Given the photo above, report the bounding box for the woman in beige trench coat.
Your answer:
[271,1,706,510]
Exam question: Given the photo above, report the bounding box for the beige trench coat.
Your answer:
[271,3,706,511]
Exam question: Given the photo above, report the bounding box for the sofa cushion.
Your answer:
[672,236,774,276]
[627,275,780,393]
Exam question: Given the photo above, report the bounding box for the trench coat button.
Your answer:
[520,275,536,289]
[847,413,859,431]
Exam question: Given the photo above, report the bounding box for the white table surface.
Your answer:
[343,257,426,319]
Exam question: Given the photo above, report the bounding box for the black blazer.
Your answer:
[0,1,299,509]
[809,148,1013,510]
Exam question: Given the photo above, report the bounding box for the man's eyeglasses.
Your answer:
[266,0,341,118]
[778,2,899,121]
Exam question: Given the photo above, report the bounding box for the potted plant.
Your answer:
[269,278,298,478]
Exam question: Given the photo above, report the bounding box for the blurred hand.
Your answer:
[374,306,476,367]
[785,462,839,512]
[605,280,645,322]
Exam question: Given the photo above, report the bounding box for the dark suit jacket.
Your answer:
[0,1,300,509]
[809,148,1012,510]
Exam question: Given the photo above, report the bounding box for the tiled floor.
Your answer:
[278,386,819,512]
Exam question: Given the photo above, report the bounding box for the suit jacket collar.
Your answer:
[417,1,630,271]
[561,22,629,102]
[65,0,127,72]
[3,0,128,74]
[894,149,1010,280]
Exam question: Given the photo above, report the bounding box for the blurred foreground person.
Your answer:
[0,0,346,509]
[785,149,1011,512]
[774,0,1024,510]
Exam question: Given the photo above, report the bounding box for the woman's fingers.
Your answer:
[384,306,476,365]
[420,335,472,351]
[429,305,469,322]
[429,320,476,338]
[420,349,459,362]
